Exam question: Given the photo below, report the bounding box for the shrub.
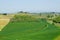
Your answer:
[53,16,60,23]
[10,14,40,22]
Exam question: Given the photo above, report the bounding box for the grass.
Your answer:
[0,19,60,40]
[54,36,60,40]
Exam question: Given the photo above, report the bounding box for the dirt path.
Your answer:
[0,19,10,31]
[0,15,15,31]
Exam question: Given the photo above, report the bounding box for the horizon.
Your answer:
[0,0,60,13]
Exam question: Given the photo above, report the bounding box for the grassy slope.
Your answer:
[0,19,60,40]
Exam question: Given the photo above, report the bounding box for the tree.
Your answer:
[47,15,50,18]
[24,12,28,14]
[3,13,7,15]
[39,13,41,16]
[18,11,23,13]
[51,12,55,14]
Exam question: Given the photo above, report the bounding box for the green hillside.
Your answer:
[0,19,60,40]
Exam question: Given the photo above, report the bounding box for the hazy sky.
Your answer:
[0,0,60,13]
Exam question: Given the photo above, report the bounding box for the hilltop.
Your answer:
[0,12,60,40]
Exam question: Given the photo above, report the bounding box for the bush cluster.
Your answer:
[10,14,40,22]
[53,16,60,23]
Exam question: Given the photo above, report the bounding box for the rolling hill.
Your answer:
[0,19,60,40]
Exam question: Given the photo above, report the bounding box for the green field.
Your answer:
[0,19,60,40]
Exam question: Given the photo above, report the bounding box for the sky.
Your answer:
[0,0,60,13]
